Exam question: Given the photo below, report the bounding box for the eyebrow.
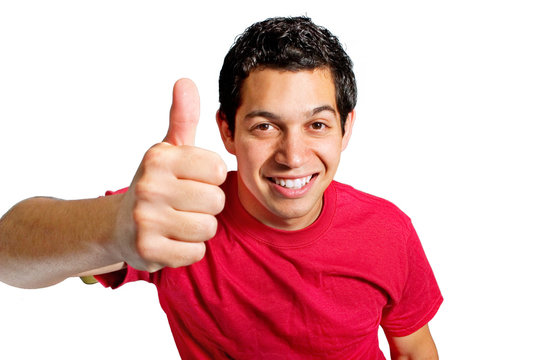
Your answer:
[311,105,337,117]
[244,110,280,121]
[243,105,337,122]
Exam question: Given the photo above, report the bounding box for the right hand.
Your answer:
[115,79,227,272]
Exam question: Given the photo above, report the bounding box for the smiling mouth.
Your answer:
[269,175,315,189]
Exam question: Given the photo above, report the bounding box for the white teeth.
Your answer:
[271,175,313,189]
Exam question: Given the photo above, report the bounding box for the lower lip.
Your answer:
[268,175,318,199]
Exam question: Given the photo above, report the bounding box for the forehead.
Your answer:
[238,67,337,114]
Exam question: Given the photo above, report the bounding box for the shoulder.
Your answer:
[330,181,411,225]
[327,181,415,254]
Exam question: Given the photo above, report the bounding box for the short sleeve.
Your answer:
[95,265,151,289]
[380,225,443,337]
[105,187,129,196]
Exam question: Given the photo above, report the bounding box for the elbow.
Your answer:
[0,271,65,289]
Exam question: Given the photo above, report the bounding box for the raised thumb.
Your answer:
[164,78,200,146]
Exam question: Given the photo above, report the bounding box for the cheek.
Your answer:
[236,140,273,172]
[315,140,343,168]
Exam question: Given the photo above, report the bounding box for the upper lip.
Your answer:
[266,173,317,180]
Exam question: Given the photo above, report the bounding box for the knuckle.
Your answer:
[143,144,163,166]
[173,243,206,267]
[131,208,161,245]
[134,237,155,260]
[132,203,151,227]
[133,180,158,202]
[142,143,172,171]
[211,154,228,184]
[212,187,226,214]
[188,243,206,263]
[165,243,206,268]
[133,173,166,203]
[134,238,166,271]
[198,215,218,239]
[169,244,206,268]
[133,181,150,200]
[131,206,145,228]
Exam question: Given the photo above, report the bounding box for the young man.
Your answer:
[0,17,442,359]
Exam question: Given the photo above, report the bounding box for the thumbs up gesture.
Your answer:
[115,79,227,272]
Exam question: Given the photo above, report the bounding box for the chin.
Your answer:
[268,198,321,225]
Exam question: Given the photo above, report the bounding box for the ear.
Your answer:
[341,110,356,152]
[216,110,236,155]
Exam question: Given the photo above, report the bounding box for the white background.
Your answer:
[1,1,539,359]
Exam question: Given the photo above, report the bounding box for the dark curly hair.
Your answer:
[218,16,357,135]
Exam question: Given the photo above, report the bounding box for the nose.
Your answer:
[274,130,311,168]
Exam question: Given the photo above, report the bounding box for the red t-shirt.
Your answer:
[97,172,442,359]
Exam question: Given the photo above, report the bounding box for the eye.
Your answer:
[311,122,327,130]
[256,123,271,131]
[250,122,278,136]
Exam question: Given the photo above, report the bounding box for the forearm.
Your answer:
[390,353,438,360]
[0,195,125,288]
[387,325,439,360]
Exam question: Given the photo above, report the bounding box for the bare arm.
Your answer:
[0,79,226,290]
[386,324,438,360]
[0,195,125,289]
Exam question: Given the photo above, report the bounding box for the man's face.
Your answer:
[218,68,355,230]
